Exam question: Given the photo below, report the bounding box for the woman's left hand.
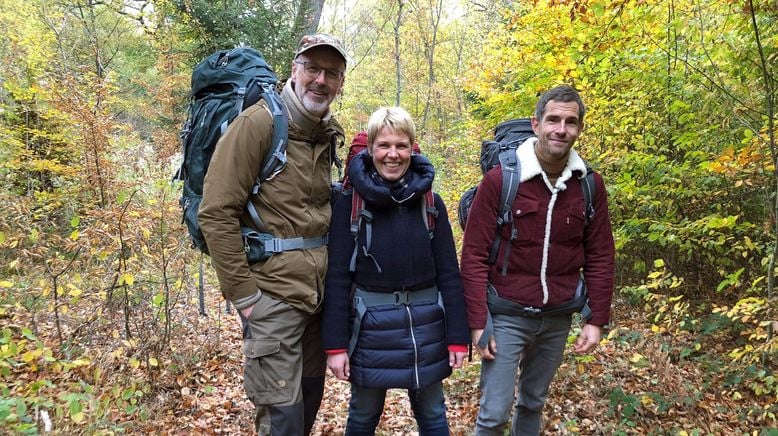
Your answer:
[327,352,351,380]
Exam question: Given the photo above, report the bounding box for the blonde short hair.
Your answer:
[367,107,416,147]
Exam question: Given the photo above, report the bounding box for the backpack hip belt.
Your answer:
[486,280,588,319]
[476,279,592,350]
[354,286,439,307]
[241,227,328,264]
[348,285,442,356]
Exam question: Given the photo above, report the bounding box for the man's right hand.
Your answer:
[471,328,497,360]
[240,304,254,318]
[327,352,350,381]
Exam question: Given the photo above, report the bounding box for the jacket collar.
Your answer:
[516,137,587,190]
[282,79,331,135]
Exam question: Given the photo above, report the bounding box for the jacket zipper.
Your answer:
[405,306,421,389]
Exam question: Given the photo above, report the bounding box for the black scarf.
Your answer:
[348,151,435,209]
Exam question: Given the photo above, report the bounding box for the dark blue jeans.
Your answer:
[345,382,449,436]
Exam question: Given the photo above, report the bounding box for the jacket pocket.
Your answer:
[506,198,540,243]
[242,339,293,405]
[552,205,586,243]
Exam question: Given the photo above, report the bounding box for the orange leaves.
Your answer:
[708,141,770,181]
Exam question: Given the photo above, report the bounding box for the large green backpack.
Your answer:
[174,46,288,256]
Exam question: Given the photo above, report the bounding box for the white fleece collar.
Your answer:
[516,137,587,190]
[515,137,588,304]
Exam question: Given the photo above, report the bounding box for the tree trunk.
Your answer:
[394,0,405,106]
[419,0,443,135]
[748,0,776,366]
[294,0,327,41]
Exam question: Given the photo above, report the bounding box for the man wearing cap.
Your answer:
[198,34,348,435]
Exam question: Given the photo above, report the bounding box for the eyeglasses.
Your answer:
[294,61,344,83]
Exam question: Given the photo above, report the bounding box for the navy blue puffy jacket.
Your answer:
[322,152,470,389]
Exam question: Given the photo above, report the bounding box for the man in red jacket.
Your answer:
[461,84,615,435]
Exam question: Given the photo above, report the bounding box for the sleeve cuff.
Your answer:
[325,349,348,355]
[232,289,262,310]
[448,345,468,353]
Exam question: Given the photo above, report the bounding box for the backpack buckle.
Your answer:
[393,291,411,305]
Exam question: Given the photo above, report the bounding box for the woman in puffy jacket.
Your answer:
[322,106,469,435]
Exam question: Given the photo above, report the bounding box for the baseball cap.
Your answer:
[295,33,348,66]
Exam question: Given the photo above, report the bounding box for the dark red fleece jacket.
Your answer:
[461,140,615,328]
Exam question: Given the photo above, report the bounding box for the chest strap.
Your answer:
[262,234,328,253]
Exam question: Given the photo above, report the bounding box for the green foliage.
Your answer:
[607,387,640,427]
[160,0,306,75]
[0,1,79,209]
[0,327,87,430]
[713,297,778,398]
[628,261,777,400]
[467,0,776,296]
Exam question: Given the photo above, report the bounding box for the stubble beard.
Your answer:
[536,137,572,168]
[299,83,332,117]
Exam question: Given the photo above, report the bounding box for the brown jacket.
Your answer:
[199,80,344,313]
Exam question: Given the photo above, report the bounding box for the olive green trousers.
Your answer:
[239,292,326,435]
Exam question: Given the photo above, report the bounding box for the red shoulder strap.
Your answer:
[350,191,363,237]
[423,190,437,238]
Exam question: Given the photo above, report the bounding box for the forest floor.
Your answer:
[5,287,776,435]
[127,293,775,435]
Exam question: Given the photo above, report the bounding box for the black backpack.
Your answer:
[457,118,596,276]
[174,46,288,257]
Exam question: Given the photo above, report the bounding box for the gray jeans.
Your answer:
[475,313,572,436]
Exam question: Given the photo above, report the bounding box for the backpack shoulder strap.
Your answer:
[581,162,596,224]
[348,189,435,273]
[349,190,362,241]
[488,146,521,276]
[245,85,288,232]
[330,133,344,179]
[349,191,380,273]
[421,190,438,239]
[256,84,289,187]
